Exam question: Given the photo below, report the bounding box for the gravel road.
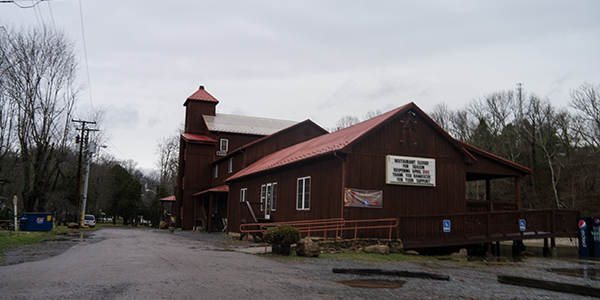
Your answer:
[1,227,599,299]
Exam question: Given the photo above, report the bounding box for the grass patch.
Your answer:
[0,225,99,263]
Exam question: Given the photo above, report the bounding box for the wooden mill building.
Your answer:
[175,86,579,250]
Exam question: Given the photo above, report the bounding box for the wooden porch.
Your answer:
[398,208,580,249]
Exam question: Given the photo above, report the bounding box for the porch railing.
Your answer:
[466,200,519,212]
[398,209,580,248]
[239,218,397,248]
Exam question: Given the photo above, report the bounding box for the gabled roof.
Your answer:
[226,103,412,181]
[203,114,297,136]
[181,133,216,143]
[184,86,219,106]
[212,119,328,164]
[226,102,527,182]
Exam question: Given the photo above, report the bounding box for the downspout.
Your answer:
[334,152,346,220]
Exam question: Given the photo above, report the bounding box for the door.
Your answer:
[264,183,272,219]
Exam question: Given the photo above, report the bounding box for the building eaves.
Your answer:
[181,133,216,143]
[192,185,230,196]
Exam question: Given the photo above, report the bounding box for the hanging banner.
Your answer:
[344,188,383,208]
[386,155,436,187]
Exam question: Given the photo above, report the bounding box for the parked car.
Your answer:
[84,214,96,228]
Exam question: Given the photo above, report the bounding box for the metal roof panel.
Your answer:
[204,114,297,136]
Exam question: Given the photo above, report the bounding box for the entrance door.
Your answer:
[264,184,272,219]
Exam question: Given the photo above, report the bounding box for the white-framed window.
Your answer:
[297,176,311,210]
[240,188,247,203]
[271,182,277,211]
[220,139,228,152]
[260,184,266,211]
[228,158,233,173]
[214,164,218,178]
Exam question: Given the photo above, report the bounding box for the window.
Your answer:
[297,177,310,210]
[271,183,277,211]
[214,164,218,178]
[220,139,228,152]
[260,184,266,211]
[228,158,233,173]
[240,188,247,203]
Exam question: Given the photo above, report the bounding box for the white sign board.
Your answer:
[386,155,436,187]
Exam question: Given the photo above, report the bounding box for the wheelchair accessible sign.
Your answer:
[443,219,451,233]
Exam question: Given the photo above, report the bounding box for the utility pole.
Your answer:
[80,141,97,227]
[516,83,523,123]
[72,119,97,226]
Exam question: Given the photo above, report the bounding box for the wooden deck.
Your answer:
[398,209,580,249]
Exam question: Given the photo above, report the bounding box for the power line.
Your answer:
[0,0,49,9]
[77,0,94,110]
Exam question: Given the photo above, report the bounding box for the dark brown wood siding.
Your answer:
[179,141,215,229]
[184,101,216,134]
[244,124,327,166]
[343,112,467,220]
[228,156,343,234]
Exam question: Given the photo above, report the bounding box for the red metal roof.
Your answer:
[159,195,176,202]
[192,185,230,196]
[181,133,216,143]
[226,102,530,182]
[458,140,532,174]
[184,86,219,105]
[212,119,328,164]
[226,103,412,181]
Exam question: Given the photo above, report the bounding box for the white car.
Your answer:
[84,214,96,228]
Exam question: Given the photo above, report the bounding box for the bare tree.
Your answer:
[363,109,382,120]
[429,103,452,132]
[0,26,79,211]
[154,134,179,192]
[570,83,600,150]
[329,115,360,132]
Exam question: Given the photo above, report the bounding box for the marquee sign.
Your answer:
[386,155,436,187]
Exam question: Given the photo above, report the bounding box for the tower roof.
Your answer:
[184,85,219,106]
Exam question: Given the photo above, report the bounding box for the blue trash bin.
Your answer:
[19,213,53,231]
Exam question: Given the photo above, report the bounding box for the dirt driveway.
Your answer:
[0,227,598,299]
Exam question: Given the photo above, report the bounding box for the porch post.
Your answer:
[193,194,197,231]
[485,179,491,202]
[515,177,522,211]
[207,194,213,233]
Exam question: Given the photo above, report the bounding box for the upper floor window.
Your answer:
[240,188,247,203]
[297,176,310,210]
[220,139,228,152]
[214,163,218,178]
[228,158,233,173]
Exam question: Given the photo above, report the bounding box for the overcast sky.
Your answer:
[2,0,600,171]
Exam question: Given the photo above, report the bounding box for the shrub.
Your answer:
[263,224,301,246]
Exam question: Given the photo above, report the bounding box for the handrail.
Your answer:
[239,217,398,248]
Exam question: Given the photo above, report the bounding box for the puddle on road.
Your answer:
[547,266,600,282]
[336,279,406,289]
[59,231,94,242]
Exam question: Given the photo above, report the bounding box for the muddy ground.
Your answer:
[1,228,599,300]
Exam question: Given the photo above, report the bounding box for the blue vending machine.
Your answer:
[593,217,600,257]
[578,217,593,257]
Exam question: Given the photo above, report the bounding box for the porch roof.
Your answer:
[159,195,176,202]
[192,185,229,196]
